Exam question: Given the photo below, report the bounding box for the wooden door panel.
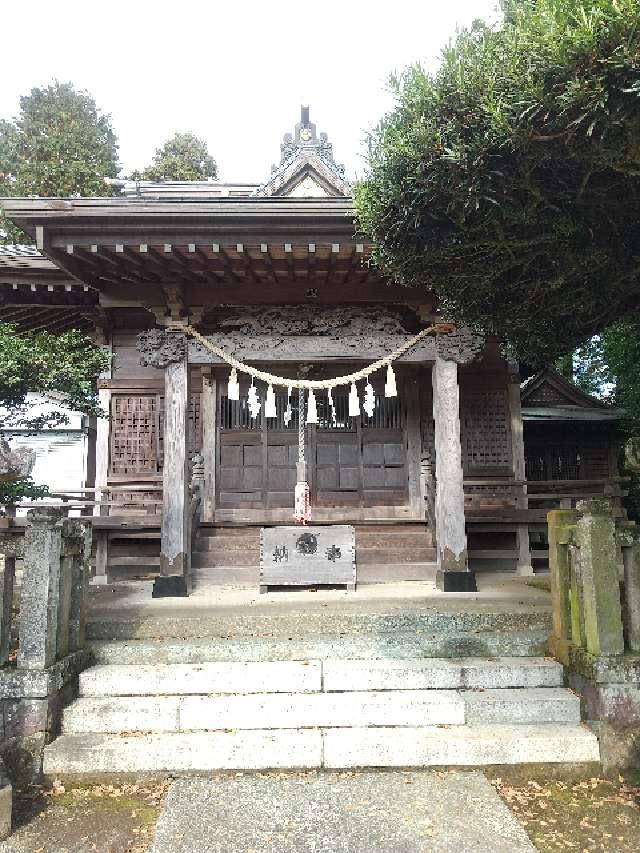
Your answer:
[215,375,413,512]
[339,467,360,489]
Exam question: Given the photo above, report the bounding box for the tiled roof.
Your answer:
[0,244,41,258]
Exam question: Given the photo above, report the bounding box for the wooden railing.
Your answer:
[464,477,627,514]
[4,484,163,517]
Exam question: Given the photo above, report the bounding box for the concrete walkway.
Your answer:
[89,574,551,620]
[150,770,535,853]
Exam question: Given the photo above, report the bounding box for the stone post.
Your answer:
[0,532,21,667]
[17,508,66,671]
[432,356,472,591]
[575,498,625,657]
[620,524,640,652]
[547,508,577,663]
[67,519,92,652]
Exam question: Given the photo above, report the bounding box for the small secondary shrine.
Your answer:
[1,108,623,595]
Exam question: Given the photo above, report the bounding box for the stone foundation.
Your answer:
[0,651,89,785]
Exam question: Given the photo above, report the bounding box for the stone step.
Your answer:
[42,724,600,776]
[79,661,322,697]
[89,629,549,664]
[61,688,579,734]
[44,729,321,775]
[78,657,561,698]
[322,657,563,691]
[322,724,600,769]
[86,606,552,641]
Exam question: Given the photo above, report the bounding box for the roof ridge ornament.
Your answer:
[256,105,351,198]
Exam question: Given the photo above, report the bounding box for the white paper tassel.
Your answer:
[385,363,397,398]
[247,381,261,419]
[265,384,277,418]
[306,388,318,424]
[283,386,293,426]
[348,382,360,417]
[328,388,336,423]
[363,382,375,418]
[227,367,240,401]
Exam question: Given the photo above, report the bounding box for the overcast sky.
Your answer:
[2,1,500,184]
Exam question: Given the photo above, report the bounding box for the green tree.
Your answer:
[0,323,111,507]
[136,132,217,181]
[356,0,640,364]
[0,81,119,243]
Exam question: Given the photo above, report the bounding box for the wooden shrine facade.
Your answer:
[1,109,623,594]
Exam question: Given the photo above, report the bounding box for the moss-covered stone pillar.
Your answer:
[547,508,577,663]
[620,523,640,652]
[17,508,66,671]
[575,498,624,657]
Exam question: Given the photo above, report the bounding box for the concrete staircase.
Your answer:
[43,654,600,776]
[191,523,437,589]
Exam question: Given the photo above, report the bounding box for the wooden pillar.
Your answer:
[432,356,474,591]
[156,352,191,597]
[405,376,424,519]
[201,368,217,523]
[508,370,533,575]
[92,386,111,586]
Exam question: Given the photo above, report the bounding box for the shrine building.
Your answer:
[0,107,624,596]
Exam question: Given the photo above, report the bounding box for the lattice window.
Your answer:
[582,445,610,478]
[525,445,581,480]
[526,385,569,406]
[111,393,202,475]
[462,391,511,469]
[110,395,160,475]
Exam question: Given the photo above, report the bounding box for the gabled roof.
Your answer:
[255,106,351,198]
[521,369,622,422]
[521,369,608,408]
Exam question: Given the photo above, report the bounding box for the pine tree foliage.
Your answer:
[136,132,217,182]
[356,0,640,364]
[0,81,119,243]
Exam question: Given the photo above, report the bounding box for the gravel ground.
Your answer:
[0,781,168,853]
[491,773,640,852]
